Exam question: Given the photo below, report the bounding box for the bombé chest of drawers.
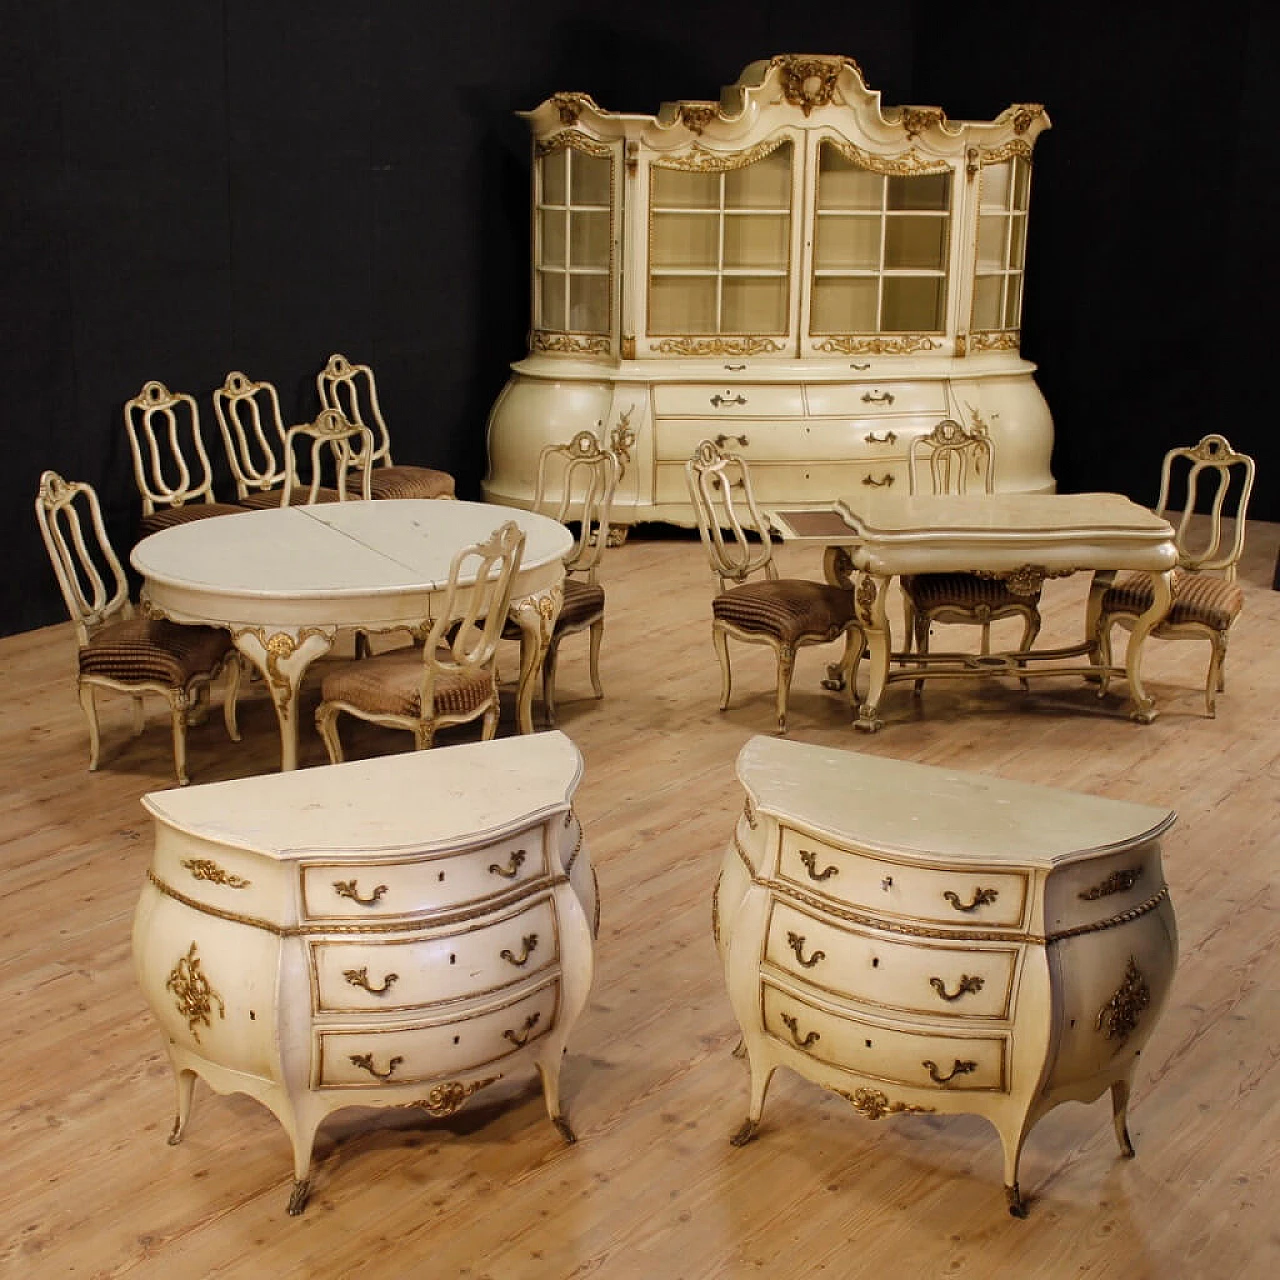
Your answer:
[715,736,1178,1216]
[132,732,597,1214]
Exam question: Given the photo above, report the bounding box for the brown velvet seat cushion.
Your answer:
[1102,569,1244,630]
[138,503,246,540]
[237,486,345,509]
[80,617,232,685]
[319,646,493,720]
[345,466,456,501]
[713,578,856,646]
[901,572,1033,611]
[557,578,605,630]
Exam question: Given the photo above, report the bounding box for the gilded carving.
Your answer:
[818,134,950,177]
[836,1087,935,1120]
[1080,868,1144,900]
[531,330,612,356]
[181,858,250,889]
[855,575,879,627]
[711,871,722,945]
[549,93,599,126]
[771,54,852,115]
[742,796,758,829]
[1010,104,1046,135]
[412,1078,497,1117]
[679,103,719,134]
[970,330,1021,353]
[234,626,330,709]
[652,136,790,174]
[732,828,754,876]
[975,139,1033,167]
[650,336,785,357]
[813,335,943,356]
[901,107,947,137]
[165,942,225,1044]
[609,405,637,479]
[1096,956,1150,1046]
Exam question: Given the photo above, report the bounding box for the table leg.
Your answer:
[853,572,892,733]
[1083,569,1118,680]
[508,584,564,735]
[231,625,335,770]
[1125,567,1173,724]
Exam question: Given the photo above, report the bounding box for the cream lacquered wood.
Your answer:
[132,732,597,1214]
[718,736,1178,1218]
[280,409,375,507]
[211,370,291,504]
[34,470,241,784]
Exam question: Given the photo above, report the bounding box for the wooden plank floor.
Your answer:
[2,520,1278,1279]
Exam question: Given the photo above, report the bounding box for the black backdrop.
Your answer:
[4,2,1276,637]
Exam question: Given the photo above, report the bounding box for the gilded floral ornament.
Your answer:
[531,330,612,356]
[970,330,1021,353]
[653,136,790,173]
[813,335,942,356]
[534,130,613,159]
[1011,104,1046,134]
[181,858,250,889]
[410,1078,497,1116]
[836,1087,935,1120]
[165,942,225,1044]
[551,92,598,125]
[1096,957,1150,1046]
[679,103,719,134]
[772,54,851,115]
[650,336,784,357]
[901,107,947,137]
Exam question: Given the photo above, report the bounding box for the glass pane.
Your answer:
[811,276,878,333]
[884,216,948,271]
[981,161,1010,211]
[976,215,1007,272]
[881,276,945,331]
[1003,274,1024,328]
[887,171,950,212]
[537,270,566,330]
[650,212,719,269]
[570,151,611,206]
[724,143,792,209]
[540,149,567,205]
[817,144,882,210]
[651,166,719,209]
[539,209,566,269]
[814,213,880,270]
[1008,213,1027,269]
[723,214,788,268]
[1012,157,1031,210]
[722,276,787,333]
[570,209,610,267]
[972,275,1002,330]
[650,275,717,333]
[570,274,610,333]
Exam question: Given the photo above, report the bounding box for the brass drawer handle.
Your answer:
[714,432,749,448]
[863,431,897,446]
[488,849,526,879]
[786,931,826,969]
[781,1012,820,1050]
[798,849,839,882]
[723,363,746,371]
[923,1058,977,1085]
[861,473,895,488]
[943,887,998,913]
[499,934,539,968]
[333,879,388,907]
[861,390,896,405]
[710,393,748,407]
[929,974,984,1002]
[349,1052,402,1080]
[503,1011,541,1048]
[1078,867,1143,900]
[343,967,400,996]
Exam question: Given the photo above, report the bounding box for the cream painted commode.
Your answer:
[132,732,597,1214]
[485,54,1054,528]
[716,737,1177,1216]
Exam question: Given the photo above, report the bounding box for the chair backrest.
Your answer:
[907,418,995,496]
[685,439,776,591]
[1156,434,1256,580]
[212,371,289,499]
[34,470,132,646]
[317,353,393,468]
[420,520,526,700]
[532,431,619,583]
[123,380,222,515]
[281,410,375,506]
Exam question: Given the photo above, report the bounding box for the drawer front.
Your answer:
[763,981,1007,1091]
[653,383,805,418]
[314,977,560,1087]
[656,417,920,464]
[805,382,949,418]
[777,827,1030,931]
[1044,840,1168,936]
[765,898,1019,1019]
[300,825,548,922]
[655,459,908,505]
[311,895,560,1014]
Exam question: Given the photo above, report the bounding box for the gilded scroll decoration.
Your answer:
[900,107,947,138]
[531,330,612,356]
[652,136,790,174]
[165,942,225,1043]
[411,1078,497,1117]
[836,1087,935,1120]
[813,334,943,356]
[818,134,950,177]
[609,405,637,479]
[711,871,722,945]
[975,138,1033,167]
[771,55,852,115]
[650,335,785,357]
[1096,957,1150,1046]
[1010,104,1046,134]
[234,626,330,708]
[679,103,719,134]
[181,858,250,889]
[550,93,599,126]
[970,330,1021,353]
[1080,868,1143,901]
[855,575,879,627]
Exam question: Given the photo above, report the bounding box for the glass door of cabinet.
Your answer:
[645,139,794,348]
[971,154,1031,336]
[805,138,952,349]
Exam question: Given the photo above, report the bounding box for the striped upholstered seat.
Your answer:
[1101,569,1244,633]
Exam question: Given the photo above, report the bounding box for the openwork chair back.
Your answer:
[124,380,220,513]
[281,410,375,505]
[533,431,619,581]
[1157,434,1255,578]
[908,418,994,496]
[34,471,131,644]
[421,521,526,699]
[212,371,289,499]
[317,353,393,467]
[686,440,776,590]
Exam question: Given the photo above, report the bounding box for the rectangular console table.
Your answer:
[132,732,597,1214]
[716,736,1178,1217]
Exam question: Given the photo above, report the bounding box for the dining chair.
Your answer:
[1097,433,1256,716]
[124,380,246,538]
[34,470,242,785]
[316,353,457,500]
[314,520,526,761]
[900,418,1042,689]
[685,440,861,734]
[280,409,375,507]
[501,430,619,727]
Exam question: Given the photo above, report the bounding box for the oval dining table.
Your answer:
[131,499,573,771]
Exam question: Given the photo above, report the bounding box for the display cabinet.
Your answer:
[485,54,1053,529]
